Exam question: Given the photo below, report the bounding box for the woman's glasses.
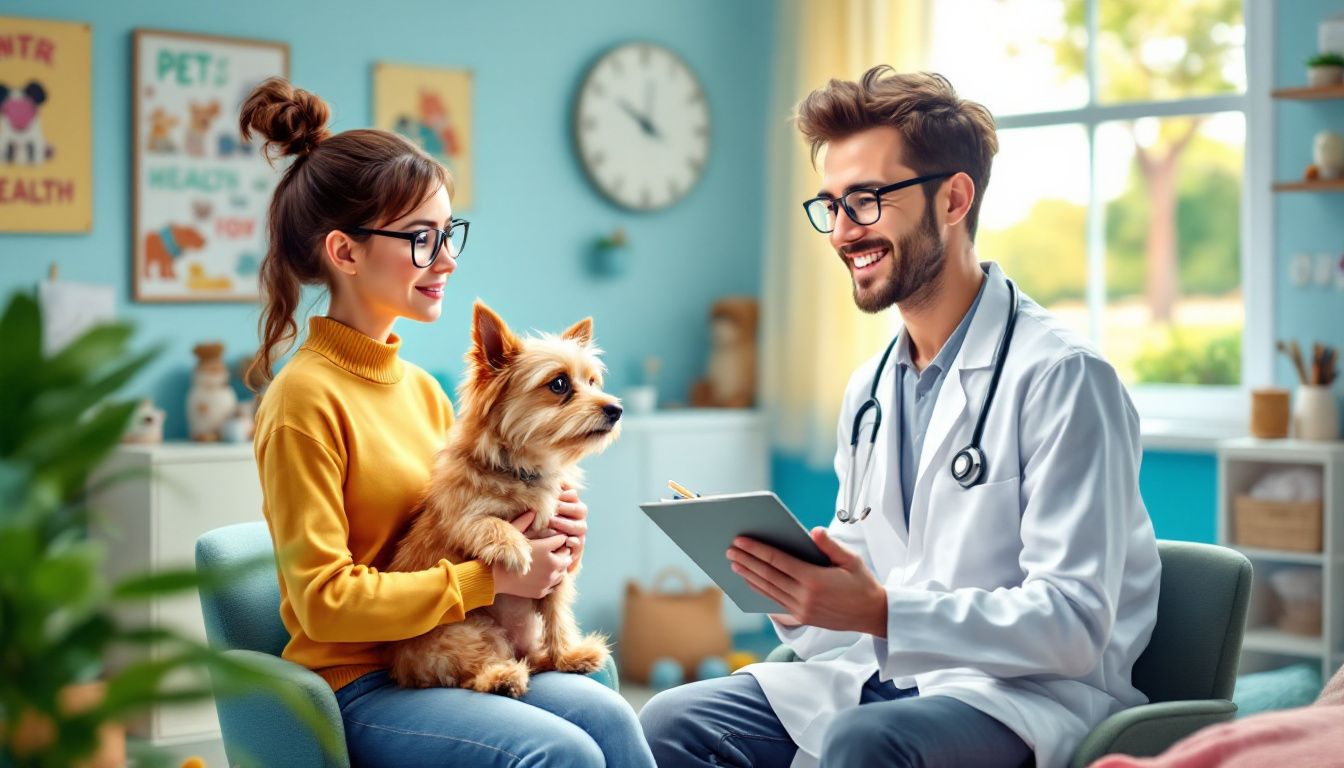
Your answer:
[344,219,470,268]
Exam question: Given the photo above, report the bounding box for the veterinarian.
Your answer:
[640,67,1161,768]
[244,77,655,768]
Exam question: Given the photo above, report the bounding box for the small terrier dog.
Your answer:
[388,301,622,696]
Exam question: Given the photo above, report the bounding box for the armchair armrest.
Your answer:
[211,649,350,768]
[1070,698,1237,768]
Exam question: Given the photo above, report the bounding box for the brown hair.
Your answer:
[239,76,451,390]
[795,66,998,239]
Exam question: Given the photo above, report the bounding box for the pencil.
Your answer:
[667,480,700,499]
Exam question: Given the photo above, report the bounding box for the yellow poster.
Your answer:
[0,16,92,232]
[373,62,473,209]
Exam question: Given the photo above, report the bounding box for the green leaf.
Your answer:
[112,553,272,601]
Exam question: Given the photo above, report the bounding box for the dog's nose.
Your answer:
[602,403,623,422]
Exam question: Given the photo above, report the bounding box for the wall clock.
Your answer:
[573,42,710,211]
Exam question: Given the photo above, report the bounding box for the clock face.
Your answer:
[574,43,710,211]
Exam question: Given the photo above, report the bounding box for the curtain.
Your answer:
[760,0,931,468]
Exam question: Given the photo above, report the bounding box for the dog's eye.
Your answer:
[589,377,596,386]
[549,375,570,395]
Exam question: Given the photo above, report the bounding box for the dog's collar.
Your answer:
[485,453,544,487]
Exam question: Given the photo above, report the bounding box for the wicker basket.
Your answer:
[1233,494,1323,552]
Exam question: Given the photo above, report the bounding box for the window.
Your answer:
[926,0,1270,425]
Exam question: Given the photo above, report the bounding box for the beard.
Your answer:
[846,196,945,314]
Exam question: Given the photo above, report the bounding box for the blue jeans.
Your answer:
[639,671,1033,767]
[335,669,656,767]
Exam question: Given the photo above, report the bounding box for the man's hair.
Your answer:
[795,66,998,239]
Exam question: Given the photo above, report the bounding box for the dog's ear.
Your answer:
[23,81,46,106]
[561,317,593,346]
[471,300,520,372]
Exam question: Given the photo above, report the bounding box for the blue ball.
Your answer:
[696,656,731,680]
[649,657,685,690]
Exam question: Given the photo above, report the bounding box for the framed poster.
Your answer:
[132,29,288,303]
[373,62,472,209]
[0,16,92,233]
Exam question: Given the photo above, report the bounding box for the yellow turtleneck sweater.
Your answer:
[254,316,495,692]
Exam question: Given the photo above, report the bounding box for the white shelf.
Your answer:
[1218,439,1344,681]
[1242,628,1325,658]
[1232,545,1324,565]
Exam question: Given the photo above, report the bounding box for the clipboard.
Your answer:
[639,491,830,614]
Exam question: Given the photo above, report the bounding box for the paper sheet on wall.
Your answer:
[38,280,115,355]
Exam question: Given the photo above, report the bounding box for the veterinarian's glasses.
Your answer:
[345,219,470,268]
[802,173,954,233]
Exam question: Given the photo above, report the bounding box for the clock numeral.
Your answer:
[580,116,596,132]
[641,188,652,208]
[668,179,681,199]
[686,156,703,173]
[687,88,702,104]
[639,45,651,65]
[608,57,623,75]
[590,83,606,98]
[611,176,625,191]
[589,151,606,167]
[693,124,708,137]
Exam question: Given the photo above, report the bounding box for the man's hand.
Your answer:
[727,527,888,637]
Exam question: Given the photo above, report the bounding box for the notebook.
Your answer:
[639,491,830,614]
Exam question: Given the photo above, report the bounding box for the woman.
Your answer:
[243,77,653,767]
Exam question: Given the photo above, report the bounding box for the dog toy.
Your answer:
[726,650,758,671]
[649,657,685,690]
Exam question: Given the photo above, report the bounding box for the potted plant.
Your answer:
[590,228,630,277]
[1307,52,1344,87]
[0,291,336,767]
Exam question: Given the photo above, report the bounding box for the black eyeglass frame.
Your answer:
[343,219,470,268]
[801,173,955,233]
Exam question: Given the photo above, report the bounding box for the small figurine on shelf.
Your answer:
[219,400,257,444]
[1313,130,1344,180]
[590,228,630,278]
[187,342,238,442]
[690,297,759,409]
[121,399,166,444]
[1307,52,1344,88]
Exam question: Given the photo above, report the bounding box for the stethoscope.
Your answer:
[837,279,1019,524]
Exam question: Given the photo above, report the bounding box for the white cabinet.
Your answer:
[89,442,262,746]
[575,409,770,642]
[1217,438,1344,681]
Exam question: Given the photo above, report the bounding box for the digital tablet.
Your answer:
[639,491,830,614]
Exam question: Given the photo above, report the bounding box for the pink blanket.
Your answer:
[1089,665,1344,768]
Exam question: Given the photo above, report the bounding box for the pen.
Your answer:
[667,480,700,499]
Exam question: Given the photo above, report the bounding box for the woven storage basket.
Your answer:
[1233,494,1322,552]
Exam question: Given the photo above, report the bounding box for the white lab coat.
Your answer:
[739,262,1161,768]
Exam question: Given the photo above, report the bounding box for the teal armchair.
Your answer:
[765,540,1252,768]
[196,521,619,768]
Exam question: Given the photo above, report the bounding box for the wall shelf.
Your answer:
[1272,84,1344,101]
[1273,179,1344,192]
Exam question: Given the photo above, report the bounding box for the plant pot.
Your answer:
[1293,385,1341,441]
[1307,64,1344,87]
[4,681,126,767]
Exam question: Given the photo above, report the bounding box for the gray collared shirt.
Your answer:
[894,274,988,526]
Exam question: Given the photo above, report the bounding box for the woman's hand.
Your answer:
[549,484,588,573]
[490,511,572,599]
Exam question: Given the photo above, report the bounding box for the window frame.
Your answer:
[972,0,1271,430]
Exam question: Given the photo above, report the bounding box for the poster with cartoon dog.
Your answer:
[373,62,472,209]
[133,29,287,302]
[0,16,92,233]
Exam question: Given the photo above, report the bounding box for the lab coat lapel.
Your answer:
[913,263,1012,499]
[860,345,908,559]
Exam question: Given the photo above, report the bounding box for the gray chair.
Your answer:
[765,540,1253,767]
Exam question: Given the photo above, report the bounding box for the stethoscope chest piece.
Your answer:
[950,445,986,489]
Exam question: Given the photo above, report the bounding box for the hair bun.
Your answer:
[239,77,332,160]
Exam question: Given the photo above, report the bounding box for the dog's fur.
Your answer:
[387,301,621,696]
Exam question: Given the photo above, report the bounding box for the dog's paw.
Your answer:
[478,539,531,574]
[469,660,530,698]
[551,634,610,675]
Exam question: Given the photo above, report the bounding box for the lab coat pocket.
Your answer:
[923,475,1023,586]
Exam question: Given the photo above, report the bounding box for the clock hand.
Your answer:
[617,98,660,141]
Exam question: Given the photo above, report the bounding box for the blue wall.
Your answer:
[1275,1,1344,393]
[1,0,774,438]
